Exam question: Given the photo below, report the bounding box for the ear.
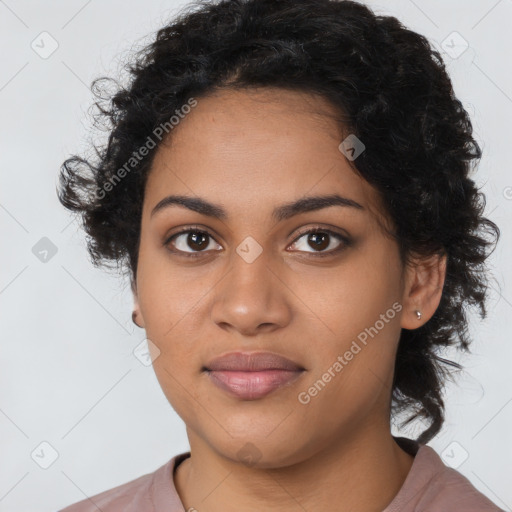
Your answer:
[131,279,146,329]
[400,251,447,330]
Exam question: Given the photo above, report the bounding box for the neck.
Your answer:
[174,426,415,512]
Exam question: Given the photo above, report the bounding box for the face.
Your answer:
[133,87,437,467]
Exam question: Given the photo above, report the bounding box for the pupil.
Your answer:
[309,232,329,251]
[189,232,208,251]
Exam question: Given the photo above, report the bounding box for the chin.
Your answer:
[207,431,316,469]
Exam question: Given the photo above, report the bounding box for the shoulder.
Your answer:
[398,443,505,511]
[418,460,504,511]
[58,467,161,512]
[57,453,189,512]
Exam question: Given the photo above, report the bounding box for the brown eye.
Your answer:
[306,232,330,251]
[164,226,351,259]
[166,229,220,255]
[289,228,350,256]
[185,231,210,251]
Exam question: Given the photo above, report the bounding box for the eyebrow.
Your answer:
[150,193,365,222]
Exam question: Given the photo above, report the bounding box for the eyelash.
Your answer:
[164,225,351,259]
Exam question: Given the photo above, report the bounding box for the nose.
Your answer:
[210,246,292,336]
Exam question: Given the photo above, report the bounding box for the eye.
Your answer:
[165,225,351,258]
[289,228,350,256]
[165,226,220,256]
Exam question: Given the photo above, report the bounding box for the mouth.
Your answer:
[202,351,306,400]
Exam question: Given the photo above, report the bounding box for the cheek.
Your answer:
[294,250,403,392]
[295,286,402,429]
[292,252,401,341]
[137,238,208,335]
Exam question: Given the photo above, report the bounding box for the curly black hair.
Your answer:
[57,0,500,444]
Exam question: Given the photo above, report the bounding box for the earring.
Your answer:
[132,311,141,328]
[415,310,422,320]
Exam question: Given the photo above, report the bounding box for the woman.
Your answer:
[57,0,504,510]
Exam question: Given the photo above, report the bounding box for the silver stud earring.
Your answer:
[415,310,422,320]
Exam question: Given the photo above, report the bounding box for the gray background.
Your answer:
[1,0,511,510]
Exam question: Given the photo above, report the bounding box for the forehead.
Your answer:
[143,88,388,228]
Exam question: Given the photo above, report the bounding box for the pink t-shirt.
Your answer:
[57,436,505,511]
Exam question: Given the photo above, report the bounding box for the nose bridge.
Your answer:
[231,237,272,293]
[210,237,290,333]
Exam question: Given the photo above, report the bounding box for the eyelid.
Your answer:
[292,225,348,242]
[164,224,222,256]
[288,226,350,256]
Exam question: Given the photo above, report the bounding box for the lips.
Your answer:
[203,352,305,400]
[204,351,304,372]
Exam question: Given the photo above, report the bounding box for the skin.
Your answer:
[132,87,447,512]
